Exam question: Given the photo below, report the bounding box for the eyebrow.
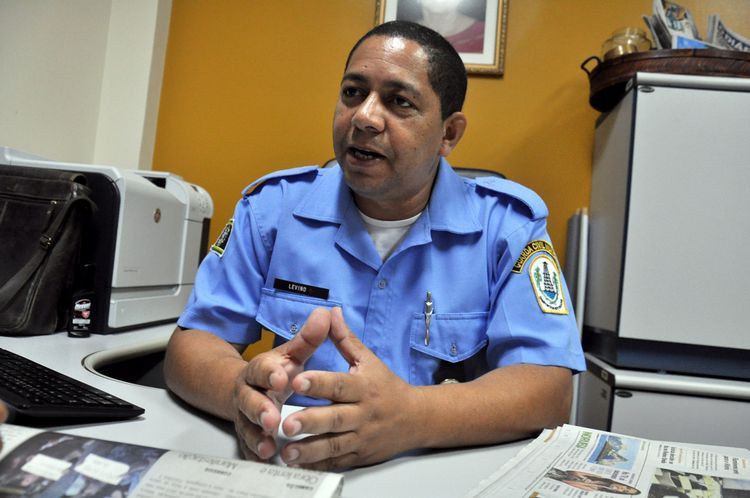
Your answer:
[341,72,422,98]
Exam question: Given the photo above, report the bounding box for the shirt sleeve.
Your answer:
[177,196,270,344]
[485,217,586,373]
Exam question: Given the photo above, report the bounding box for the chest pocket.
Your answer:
[256,288,341,340]
[256,289,345,378]
[409,312,488,385]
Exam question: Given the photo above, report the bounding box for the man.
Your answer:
[164,20,585,471]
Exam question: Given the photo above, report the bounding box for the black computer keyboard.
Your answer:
[0,347,144,425]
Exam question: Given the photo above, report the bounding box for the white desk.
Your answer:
[2,326,527,498]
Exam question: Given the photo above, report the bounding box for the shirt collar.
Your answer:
[293,158,482,235]
[292,165,351,223]
[427,157,483,234]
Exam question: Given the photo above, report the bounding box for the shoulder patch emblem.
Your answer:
[512,240,557,273]
[211,219,234,256]
[529,254,568,314]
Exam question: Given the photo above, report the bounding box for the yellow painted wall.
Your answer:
[153,0,750,268]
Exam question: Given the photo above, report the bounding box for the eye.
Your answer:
[341,86,364,99]
[392,95,414,109]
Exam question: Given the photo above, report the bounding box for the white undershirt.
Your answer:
[358,209,422,261]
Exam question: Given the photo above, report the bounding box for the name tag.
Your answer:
[273,278,329,300]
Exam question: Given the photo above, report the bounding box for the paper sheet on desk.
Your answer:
[130,451,342,498]
[0,423,343,498]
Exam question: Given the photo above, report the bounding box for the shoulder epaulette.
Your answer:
[242,165,320,196]
[474,176,548,220]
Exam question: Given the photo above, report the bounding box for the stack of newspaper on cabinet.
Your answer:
[0,424,343,498]
[643,0,750,51]
[465,424,750,498]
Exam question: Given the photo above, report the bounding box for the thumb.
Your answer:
[329,306,368,368]
[280,307,331,366]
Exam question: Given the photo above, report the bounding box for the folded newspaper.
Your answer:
[706,15,750,53]
[644,0,704,50]
[643,0,750,52]
[0,424,343,498]
[465,424,750,498]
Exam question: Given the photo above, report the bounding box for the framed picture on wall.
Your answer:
[375,0,508,76]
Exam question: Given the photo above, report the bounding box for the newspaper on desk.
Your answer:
[465,424,750,498]
[0,424,343,498]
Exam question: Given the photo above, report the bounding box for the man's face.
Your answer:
[333,35,461,220]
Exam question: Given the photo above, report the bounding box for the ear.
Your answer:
[439,112,467,157]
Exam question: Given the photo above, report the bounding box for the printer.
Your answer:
[1,147,213,333]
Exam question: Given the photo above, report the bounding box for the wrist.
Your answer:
[399,384,433,450]
[217,356,252,420]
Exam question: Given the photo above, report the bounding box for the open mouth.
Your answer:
[348,146,385,161]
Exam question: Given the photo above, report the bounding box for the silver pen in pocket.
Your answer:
[424,291,433,346]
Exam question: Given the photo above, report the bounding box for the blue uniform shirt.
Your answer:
[178,159,586,405]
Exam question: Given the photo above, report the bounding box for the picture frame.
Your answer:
[375,0,508,76]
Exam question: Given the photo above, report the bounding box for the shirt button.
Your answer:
[450,343,458,356]
[377,279,387,289]
[289,323,298,334]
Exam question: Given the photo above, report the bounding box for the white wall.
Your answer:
[0,0,171,170]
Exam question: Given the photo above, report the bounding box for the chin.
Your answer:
[345,177,384,198]
[343,172,389,199]
[342,160,382,181]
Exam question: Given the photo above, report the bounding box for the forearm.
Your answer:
[409,364,572,449]
[163,327,248,421]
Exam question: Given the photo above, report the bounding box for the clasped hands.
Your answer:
[232,306,421,471]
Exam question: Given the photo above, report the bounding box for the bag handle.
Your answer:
[0,183,95,306]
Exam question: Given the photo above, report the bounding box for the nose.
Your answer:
[351,93,385,133]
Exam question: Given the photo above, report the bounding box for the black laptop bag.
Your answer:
[0,165,95,335]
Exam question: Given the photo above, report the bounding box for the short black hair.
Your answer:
[344,21,467,120]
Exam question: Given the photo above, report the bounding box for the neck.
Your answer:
[354,192,429,221]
